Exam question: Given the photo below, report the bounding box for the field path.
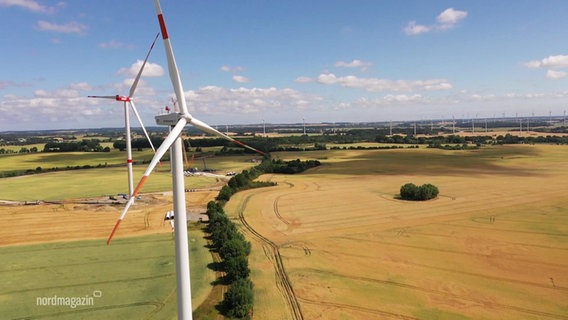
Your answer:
[234,189,304,320]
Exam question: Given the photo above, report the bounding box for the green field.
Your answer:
[0,166,218,201]
[0,150,154,173]
[0,225,214,320]
[0,153,261,201]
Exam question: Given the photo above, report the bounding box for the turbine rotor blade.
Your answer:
[107,117,188,245]
[129,32,160,98]
[189,117,266,155]
[130,101,157,153]
[88,95,117,99]
[154,0,190,117]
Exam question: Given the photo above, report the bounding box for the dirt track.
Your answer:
[234,190,304,320]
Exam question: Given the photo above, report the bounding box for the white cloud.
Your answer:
[404,22,431,35]
[182,86,322,115]
[117,60,165,78]
[383,94,424,103]
[404,8,467,35]
[36,21,87,34]
[0,0,54,13]
[525,55,568,80]
[546,70,567,80]
[220,65,244,73]
[525,55,568,69]
[335,59,373,71]
[232,75,250,83]
[0,83,111,129]
[437,8,468,26]
[306,73,452,92]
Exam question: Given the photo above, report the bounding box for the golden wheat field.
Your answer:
[225,145,568,320]
[0,190,219,246]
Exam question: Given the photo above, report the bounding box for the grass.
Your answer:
[0,149,154,174]
[225,144,568,320]
[0,226,215,320]
[0,166,217,201]
[0,153,259,201]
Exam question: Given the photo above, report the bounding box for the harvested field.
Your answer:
[224,145,568,319]
[0,189,219,246]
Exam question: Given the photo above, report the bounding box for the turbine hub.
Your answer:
[116,95,131,102]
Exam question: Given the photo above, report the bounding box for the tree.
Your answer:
[220,238,251,260]
[400,183,438,201]
[418,183,439,200]
[113,140,126,151]
[400,183,419,200]
[223,278,254,318]
[224,255,250,282]
[217,185,234,201]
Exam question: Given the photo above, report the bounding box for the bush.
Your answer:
[400,183,439,201]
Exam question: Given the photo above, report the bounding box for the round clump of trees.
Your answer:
[399,183,439,201]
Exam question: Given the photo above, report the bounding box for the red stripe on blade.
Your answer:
[127,159,133,163]
[158,14,168,39]
[107,219,122,245]
[132,175,149,197]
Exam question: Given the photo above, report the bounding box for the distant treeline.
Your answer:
[217,158,320,201]
[376,134,568,148]
[0,163,115,179]
[44,140,110,152]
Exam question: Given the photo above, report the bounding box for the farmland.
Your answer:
[225,145,568,319]
[1,137,567,319]
[0,229,214,320]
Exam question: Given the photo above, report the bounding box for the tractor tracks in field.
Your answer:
[12,301,166,320]
[273,195,290,225]
[320,240,568,293]
[298,268,568,320]
[297,296,419,320]
[1,273,174,296]
[235,191,304,320]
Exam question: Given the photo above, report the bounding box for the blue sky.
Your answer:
[1,0,568,131]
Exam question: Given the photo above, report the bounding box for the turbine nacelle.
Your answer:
[116,95,131,102]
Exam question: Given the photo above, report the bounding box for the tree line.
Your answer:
[376,133,568,147]
[206,201,254,318]
[43,140,110,152]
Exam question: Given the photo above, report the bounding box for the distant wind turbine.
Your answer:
[88,33,160,198]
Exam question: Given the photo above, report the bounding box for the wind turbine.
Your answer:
[89,33,160,198]
[106,1,265,319]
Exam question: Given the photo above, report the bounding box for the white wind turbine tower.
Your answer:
[106,1,266,319]
[89,33,160,198]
